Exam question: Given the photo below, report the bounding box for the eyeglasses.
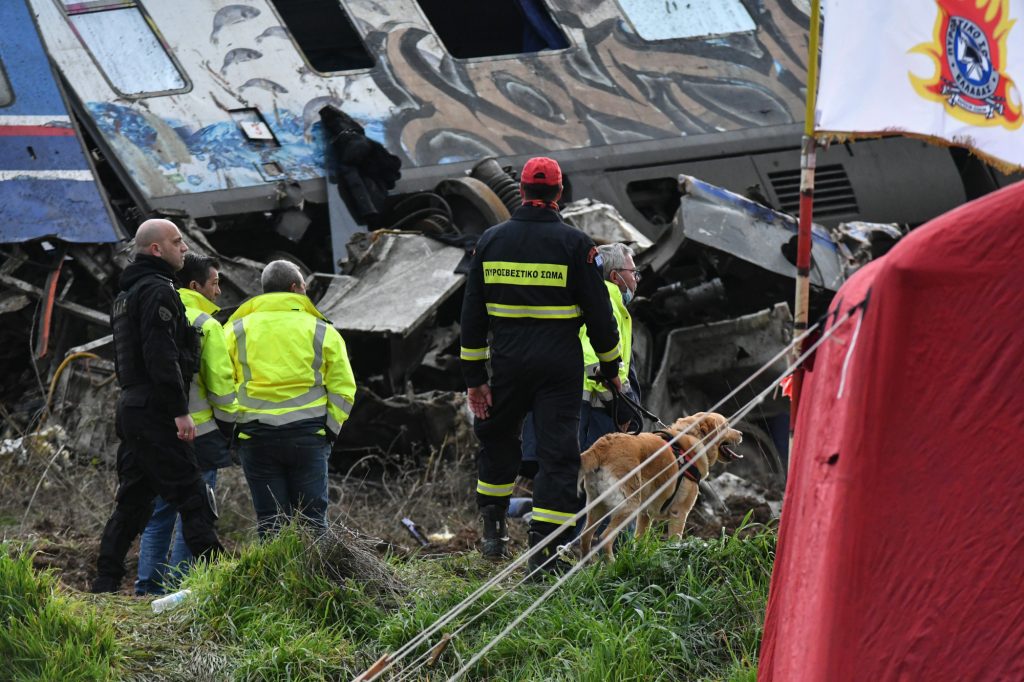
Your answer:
[613,268,641,282]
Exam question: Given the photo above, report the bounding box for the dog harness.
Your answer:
[655,430,702,515]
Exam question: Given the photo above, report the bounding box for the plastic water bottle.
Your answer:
[151,588,191,614]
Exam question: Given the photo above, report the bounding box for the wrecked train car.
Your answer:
[0,0,124,434]
[20,0,1004,262]
[6,0,1011,471]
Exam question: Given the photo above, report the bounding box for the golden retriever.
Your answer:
[578,412,743,561]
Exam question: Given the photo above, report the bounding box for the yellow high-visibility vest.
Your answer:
[581,280,632,402]
[225,292,356,437]
[179,288,237,436]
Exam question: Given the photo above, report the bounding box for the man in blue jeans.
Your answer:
[135,254,236,595]
[225,261,356,537]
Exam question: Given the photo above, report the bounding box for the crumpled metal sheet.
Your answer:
[318,232,465,336]
[562,198,654,252]
[664,175,845,292]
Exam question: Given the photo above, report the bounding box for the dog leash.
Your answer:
[603,380,669,430]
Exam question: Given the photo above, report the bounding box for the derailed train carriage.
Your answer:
[4,0,1017,471]
[24,0,1010,249]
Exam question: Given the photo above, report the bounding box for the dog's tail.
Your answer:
[578,446,602,496]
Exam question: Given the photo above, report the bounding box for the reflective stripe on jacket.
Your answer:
[581,280,632,402]
[179,288,237,436]
[459,204,620,388]
[225,292,356,437]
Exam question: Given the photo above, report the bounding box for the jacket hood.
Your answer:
[177,287,220,316]
[119,254,177,291]
[228,292,329,323]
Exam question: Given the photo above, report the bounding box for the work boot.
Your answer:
[90,574,121,594]
[526,530,574,581]
[480,505,510,560]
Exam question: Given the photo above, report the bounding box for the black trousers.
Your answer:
[475,326,583,538]
[96,400,222,584]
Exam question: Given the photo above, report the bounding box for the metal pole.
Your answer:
[789,0,822,456]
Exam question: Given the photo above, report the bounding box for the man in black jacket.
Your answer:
[91,219,223,594]
[460,157,621,575]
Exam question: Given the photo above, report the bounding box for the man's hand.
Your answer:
[175,414,197,442]
[608,376,622,392]
[618,421,632,433]
[467,384,493,420]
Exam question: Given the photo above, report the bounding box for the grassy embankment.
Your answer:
[1,521,774,681]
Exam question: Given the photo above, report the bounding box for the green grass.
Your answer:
[0,543,122,681]
[1,522,775,681]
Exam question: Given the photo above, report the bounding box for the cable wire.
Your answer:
[445,305,858,681]
[358,310,851,682]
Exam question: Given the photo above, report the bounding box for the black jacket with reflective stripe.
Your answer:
[460,205,620,387]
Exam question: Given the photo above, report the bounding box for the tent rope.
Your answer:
[444,307,858,682]
[356,312,851,682]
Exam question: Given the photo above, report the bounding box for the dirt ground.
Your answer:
[2,433,780,593]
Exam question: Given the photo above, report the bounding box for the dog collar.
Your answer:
[654,430,702,515]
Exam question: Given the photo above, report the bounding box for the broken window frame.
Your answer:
[265,0,375,76]
[411,0,572,62]
[55,0,191,99]
[0,58,12,108]
[614,0,757,42]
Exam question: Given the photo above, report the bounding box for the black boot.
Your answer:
[526,529,573,580]
[480,505,510,560]
[90,574,121,594]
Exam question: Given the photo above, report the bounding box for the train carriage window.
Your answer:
[268,0,374,72]
[59,1,187,96]
[414,0,569,59]
[0,61,12,107]
[617,0,755,41]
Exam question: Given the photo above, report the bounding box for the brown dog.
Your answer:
[578,412,743,561]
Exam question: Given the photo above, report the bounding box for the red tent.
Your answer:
[759,182,1024,681]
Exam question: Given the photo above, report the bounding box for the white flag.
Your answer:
[817,0,1024,171]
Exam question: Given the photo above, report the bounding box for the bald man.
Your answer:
[92,219,224,593]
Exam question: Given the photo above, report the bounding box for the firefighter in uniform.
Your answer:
[135,253,237,595]
[460,157,621,575]
[93,219,223,593]
[225,260,356,537]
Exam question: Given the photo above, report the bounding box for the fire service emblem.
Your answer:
[910,0,1021,129]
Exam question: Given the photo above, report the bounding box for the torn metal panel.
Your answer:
[562,199,654,252]
[65,334,114,356]
[642,176,845,292]
[318,233,465,336]
[0,0,120,244]
[644,302,793,428]
[832,221,905,276]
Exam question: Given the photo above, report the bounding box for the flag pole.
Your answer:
[789,0,822,458]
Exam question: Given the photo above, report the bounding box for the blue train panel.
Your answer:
[0,0,120,244]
